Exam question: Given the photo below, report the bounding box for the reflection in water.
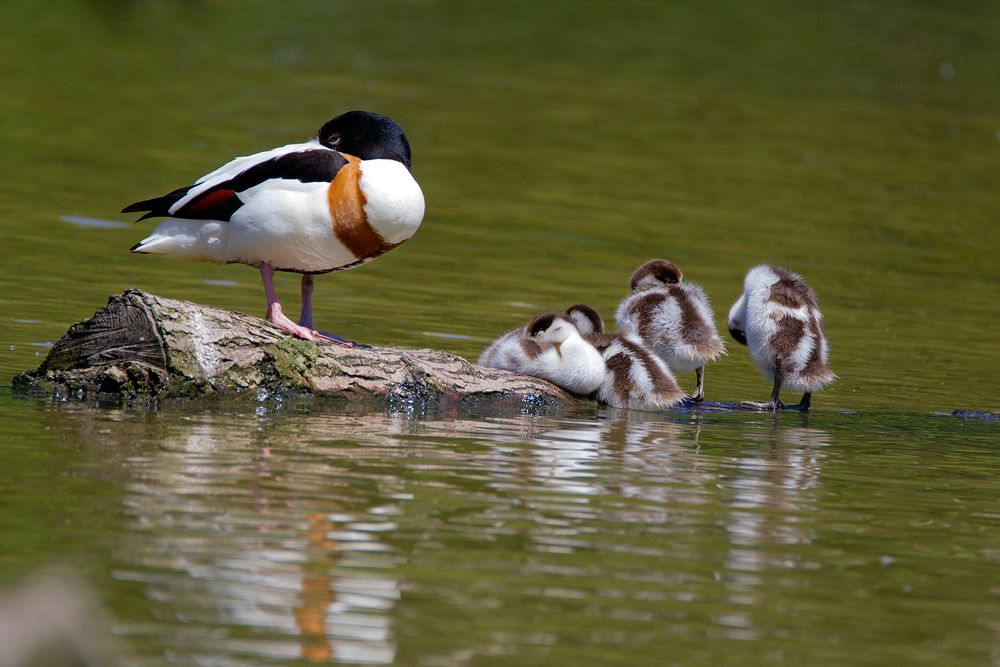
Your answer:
[719,420,830,640]
[295,514,337,662]
[34,402,846,664]
[99,411,406,664]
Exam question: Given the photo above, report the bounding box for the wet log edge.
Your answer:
[11,290,572,408]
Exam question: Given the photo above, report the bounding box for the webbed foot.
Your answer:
[740,400,782,411]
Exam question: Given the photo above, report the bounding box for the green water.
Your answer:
[2,1,999,664]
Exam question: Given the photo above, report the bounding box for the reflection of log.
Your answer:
[11,290,571,407]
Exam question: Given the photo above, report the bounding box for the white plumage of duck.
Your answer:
[565,304,684,411]
[726,264,836,411]
[477,312,605,395]
[614,259,726,402]
[124,111,425,346]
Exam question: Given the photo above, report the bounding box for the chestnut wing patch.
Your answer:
[123,149,349,222]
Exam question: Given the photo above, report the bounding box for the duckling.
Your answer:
[727,264,836,411]
[478,312,605,395]
[566,304,685,411]
[477,326,537,372]
[614,259,726,402]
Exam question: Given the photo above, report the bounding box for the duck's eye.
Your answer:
[328,135,341,146]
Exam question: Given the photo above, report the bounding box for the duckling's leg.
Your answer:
[690,366,706,402]
[741,372,784,410]
[260,263,324,343]
[782,392,812,412]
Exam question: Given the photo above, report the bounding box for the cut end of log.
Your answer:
[11,290,576,411]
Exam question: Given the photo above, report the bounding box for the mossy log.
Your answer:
[11,290,571,408]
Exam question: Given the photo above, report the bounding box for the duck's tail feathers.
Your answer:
[130,219,228,263]
[122,185,193,220]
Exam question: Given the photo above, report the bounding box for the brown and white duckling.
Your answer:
[477,327,535,373]
[566,304,685,411]
[727,264,836,411]
[614,259,726,402]
[478,312,605,396]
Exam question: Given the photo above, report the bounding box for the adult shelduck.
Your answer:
[566,304,684,411]
[124,111,425,345]
[478,312,605,395]
[615,259,726,402]
[727,264,836,411]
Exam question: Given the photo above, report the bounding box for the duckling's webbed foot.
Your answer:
[780,392,812,412]
[740,399,781,411]
[740,373,785,410]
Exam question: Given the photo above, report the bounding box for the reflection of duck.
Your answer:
[727,264,836,411]
[49,410,403,665]
[125,111,425,345]
[615,259,725,402]
[478,312,605,395]
[566,304,684,411]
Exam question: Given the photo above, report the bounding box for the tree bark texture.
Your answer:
[11,290,571,408]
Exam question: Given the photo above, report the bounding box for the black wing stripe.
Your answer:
[123,149,348,221]
[222,149,348,192]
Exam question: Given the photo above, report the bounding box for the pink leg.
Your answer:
[260,263,323,342]
[299,274,315,329]
[260,265,354,346]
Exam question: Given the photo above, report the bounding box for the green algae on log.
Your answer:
[11,290,570,407]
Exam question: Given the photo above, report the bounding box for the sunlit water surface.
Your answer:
[2,398,999,665]
[1,1,999,665]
